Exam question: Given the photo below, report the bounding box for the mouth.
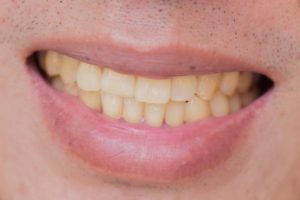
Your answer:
[27,45,273,185]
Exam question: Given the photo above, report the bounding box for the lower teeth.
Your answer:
[39,51,260,127]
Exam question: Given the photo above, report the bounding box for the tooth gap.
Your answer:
[31,51,274,127]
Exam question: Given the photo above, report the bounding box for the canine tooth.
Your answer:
[171,76,197,101]
[184,97,210,122]
[165,102,185,127]
[123,98,144,123]
[136,77,171,104]
[102,92,123,119]
[60,55,79,84]
[197,74,221,100]
[237,72,253,93]
[64,83,79,96]
[229,94,241,113]
[101,68,135,97]
[51,77,64,91]
[77,63,101,91]
[145,103,166,127]
[44,51,62,76]
[220,72,240,96]
[241,88,258,106]
[79,90,101,111]
[210,92,230,117]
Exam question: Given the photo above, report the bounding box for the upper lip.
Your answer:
[28,37,270,78]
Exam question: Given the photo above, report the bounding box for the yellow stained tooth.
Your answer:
[123,98,144,124]
[241,88,258,107]
[136,77,171,104]
[210,92,230,117]
[44,51,256,127]
[197,74,221,101]
[51,77,64,91]
[79,90,101,111]
[165,102,185,127]
[184,97,210,122]
[220,72,240,96]
[171,76,197,101]
[77,63,101,91]
[237,72,253,93]
[101,68,135,97]
[60,55,79,84]
[44,51,62,76]
[229,93,242,113]
[64,83,79,96]
[145,103,166,127]
[101,92,123,119]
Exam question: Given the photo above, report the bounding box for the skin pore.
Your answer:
[1,0,300,199]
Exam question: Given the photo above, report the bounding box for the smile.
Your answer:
[38,50,261,127]
[27,43,273,185]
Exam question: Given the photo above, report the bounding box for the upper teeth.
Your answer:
[77,62,102,91]
[38,51,257,127]
[101,68,136,97]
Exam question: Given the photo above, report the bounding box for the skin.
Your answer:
[1,0,300,199]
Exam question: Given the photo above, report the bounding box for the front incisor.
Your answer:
[123,98,144,124]
[135,77,171,104]
[145,103,166,127]
[171,76,197,101]
[101,92,123,119]
[77,63,102,91]
[165,102,185,127]
[101,69,136,97]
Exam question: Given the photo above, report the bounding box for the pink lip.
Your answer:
[30,71,271,185]
[27,44,271,184]
[28,38,270,78]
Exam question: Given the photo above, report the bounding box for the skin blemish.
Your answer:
[189,65,196,71]
[17,183,29,196]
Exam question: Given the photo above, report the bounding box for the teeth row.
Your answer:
[39,51,258,127]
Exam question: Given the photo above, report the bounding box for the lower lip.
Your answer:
[29,64,270,184]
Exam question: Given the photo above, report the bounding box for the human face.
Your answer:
[1,0,300,199]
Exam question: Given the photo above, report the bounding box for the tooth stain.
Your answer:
[40,51,261,127]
